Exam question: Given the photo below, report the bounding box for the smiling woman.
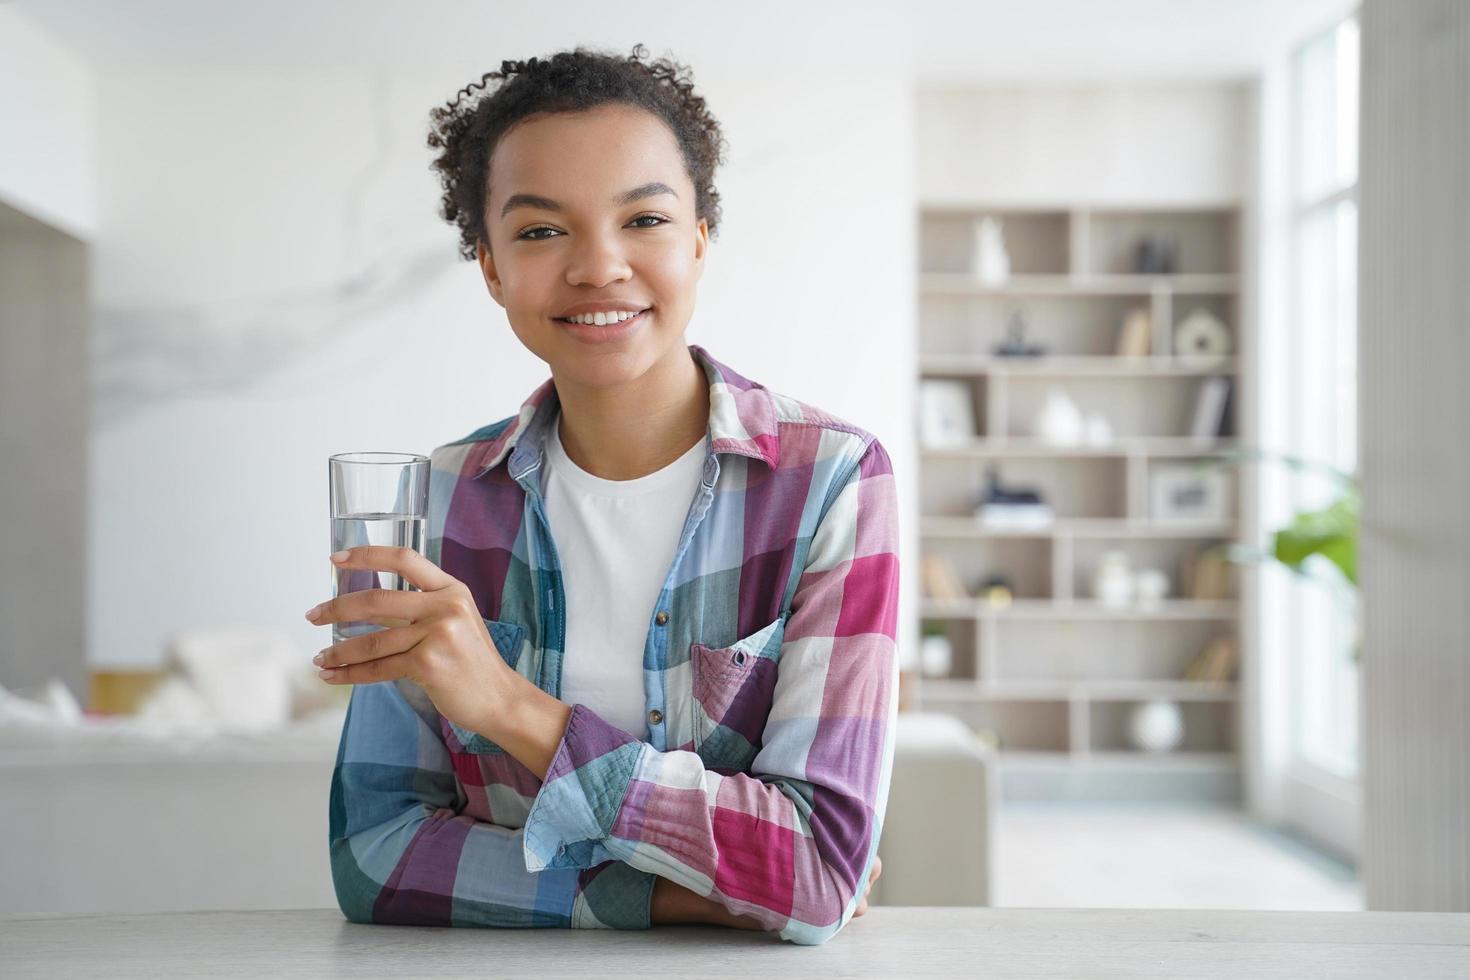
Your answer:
[326,44,898,946]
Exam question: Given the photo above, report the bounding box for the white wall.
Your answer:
[86,64,919,674]
[0,7,95,239]
[917,83,1248,205]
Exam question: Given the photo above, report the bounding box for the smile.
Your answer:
[553,308,650,343]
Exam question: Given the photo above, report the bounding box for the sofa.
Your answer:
[0,697,993,915]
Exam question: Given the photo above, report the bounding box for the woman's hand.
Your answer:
[852,854,882,917]
[304,546,513,735]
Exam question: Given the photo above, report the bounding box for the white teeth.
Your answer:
[562,309,644,325]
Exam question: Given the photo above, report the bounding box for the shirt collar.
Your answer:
[468,343,781,481]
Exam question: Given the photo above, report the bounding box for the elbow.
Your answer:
[329,835,379,924]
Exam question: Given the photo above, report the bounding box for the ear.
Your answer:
[476,240,505,306]
[694,217,709,280]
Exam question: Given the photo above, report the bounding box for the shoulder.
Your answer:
[424,415,518,482]
[702,344,883,475]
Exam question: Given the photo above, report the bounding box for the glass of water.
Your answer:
[328,452,430,647]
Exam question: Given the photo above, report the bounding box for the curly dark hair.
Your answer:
[426,43,729,262]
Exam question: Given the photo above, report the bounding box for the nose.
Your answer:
[564,226,632,288]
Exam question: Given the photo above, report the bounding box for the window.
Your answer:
[1286,11,1360,779]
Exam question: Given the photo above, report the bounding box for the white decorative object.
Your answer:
[1128,698,1185,753]
[919,380,976,448]
[1150,464,1231,522]
[1033,387,1084,446]
[1134,567,1170,605]
[920,634,955,678]
[164,627,297,732]
[1092,550,1134,607]
[1083,411,1113,446]
[1173,308,1232,364]
[973,216,1011,285]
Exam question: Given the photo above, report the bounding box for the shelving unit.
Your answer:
[914,203,1246,802]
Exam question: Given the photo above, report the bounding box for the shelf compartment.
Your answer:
[987,618,1235,685]
[921,537,1053,602]
[920,293,1142,358]
[919,210,1071,276]
[917,616,979,682]
[919,599,1238,621]
[921,438,1239,458]
[919,273,1240,295]
[1087,698,1236,755]
[920,515,1236,539]
[922,679,1240,701]
[920,354,1237,377]
[918,456,1128,521]
[1080,208,1240,277]
[914,695,1071,754]
[1071,538,1238,604]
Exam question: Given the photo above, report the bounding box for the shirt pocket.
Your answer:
[689,615,787,771]
[442,617,527,756]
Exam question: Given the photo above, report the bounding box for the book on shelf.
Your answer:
[1189,376,1232,443]
[1183,634,1238,683]
[1182,546,1236,600]
[1115,306,1152,357]
[921,552,969,600]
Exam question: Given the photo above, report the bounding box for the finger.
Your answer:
[318,646,419,686]
[315,623,429,670]
[329,545,458,593]
[306,587,423,628]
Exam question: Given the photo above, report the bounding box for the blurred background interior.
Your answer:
[3,0,1467,920]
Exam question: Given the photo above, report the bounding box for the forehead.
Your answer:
[488,104,688,210]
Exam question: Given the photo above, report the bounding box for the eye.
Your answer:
[515,214,669,241]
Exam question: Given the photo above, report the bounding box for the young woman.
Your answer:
[313,44,898,946]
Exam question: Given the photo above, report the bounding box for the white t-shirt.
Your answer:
[542,409,708,742]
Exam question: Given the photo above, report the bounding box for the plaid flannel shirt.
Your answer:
[328,343,900,945]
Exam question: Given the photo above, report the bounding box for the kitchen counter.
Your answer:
[4,906,1469,978]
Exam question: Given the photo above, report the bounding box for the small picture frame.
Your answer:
[1150,463,1231,523]
[918,379,977,447]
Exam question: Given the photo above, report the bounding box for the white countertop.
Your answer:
[3,907,1468,978]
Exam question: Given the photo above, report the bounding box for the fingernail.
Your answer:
[312,652,324,666]
[330,550,350,563]
[305,604,323,621]
[318,668,337,680]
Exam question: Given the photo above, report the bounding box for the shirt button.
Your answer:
[648,708,663,726]
[655,611,669,625]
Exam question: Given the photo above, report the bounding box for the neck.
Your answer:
[552,345,709,481]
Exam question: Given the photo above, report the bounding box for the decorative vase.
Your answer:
[1034,387,1084,446]
[974,216,1011,285]
[920,635,954,678]
[1093,550,1134,607]
[1134,567,1170,605]
[1128,699,1185,753]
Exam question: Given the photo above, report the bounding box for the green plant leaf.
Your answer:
[1272,489,1359,586]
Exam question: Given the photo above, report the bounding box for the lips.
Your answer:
[554,307,651,343]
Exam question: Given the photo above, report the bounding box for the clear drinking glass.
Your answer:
[328,452,430,647]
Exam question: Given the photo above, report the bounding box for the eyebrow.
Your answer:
[499,182,679,219]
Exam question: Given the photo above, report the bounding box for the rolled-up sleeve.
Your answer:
[328,675,658,929]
